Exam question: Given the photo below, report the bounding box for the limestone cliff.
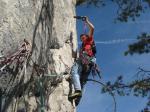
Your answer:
[0,0,78,112]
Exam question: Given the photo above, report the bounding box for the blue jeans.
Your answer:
[71,61,82,91]
[71,57,96,91]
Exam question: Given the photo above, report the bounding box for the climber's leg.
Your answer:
[71,61,82,91]
[69,61,82,99]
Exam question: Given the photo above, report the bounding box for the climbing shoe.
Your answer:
[74,97,81,106]
[68,90,82,100]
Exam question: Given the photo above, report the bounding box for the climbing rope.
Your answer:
[83,21,87,34]
[38,77,45,112]
[1,39,31,95]
[0,39,31,112]
[0,39,31,75]
[33,64,46,112]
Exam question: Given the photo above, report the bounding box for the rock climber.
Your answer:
[69,16,99,100]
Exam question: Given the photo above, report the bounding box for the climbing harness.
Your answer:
[79,51,93,65]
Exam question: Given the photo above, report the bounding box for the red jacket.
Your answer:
[81,36,94,57]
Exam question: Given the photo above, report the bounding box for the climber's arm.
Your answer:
[85,17,94,37]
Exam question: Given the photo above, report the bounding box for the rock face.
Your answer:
[0,0,78,112]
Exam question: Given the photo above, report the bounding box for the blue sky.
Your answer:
[76,2,150,112]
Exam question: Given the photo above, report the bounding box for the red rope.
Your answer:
[83,21,87,34]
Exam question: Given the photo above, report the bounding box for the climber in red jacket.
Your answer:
[69,16,98,102]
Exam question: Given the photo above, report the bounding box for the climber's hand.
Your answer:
[82,16,88,21]
[85,16,88,22]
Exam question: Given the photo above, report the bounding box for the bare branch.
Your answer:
[87,79,117,112]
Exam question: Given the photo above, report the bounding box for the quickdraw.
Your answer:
[79,51,93,65]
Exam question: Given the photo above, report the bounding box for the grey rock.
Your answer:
[0,0,77,112]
